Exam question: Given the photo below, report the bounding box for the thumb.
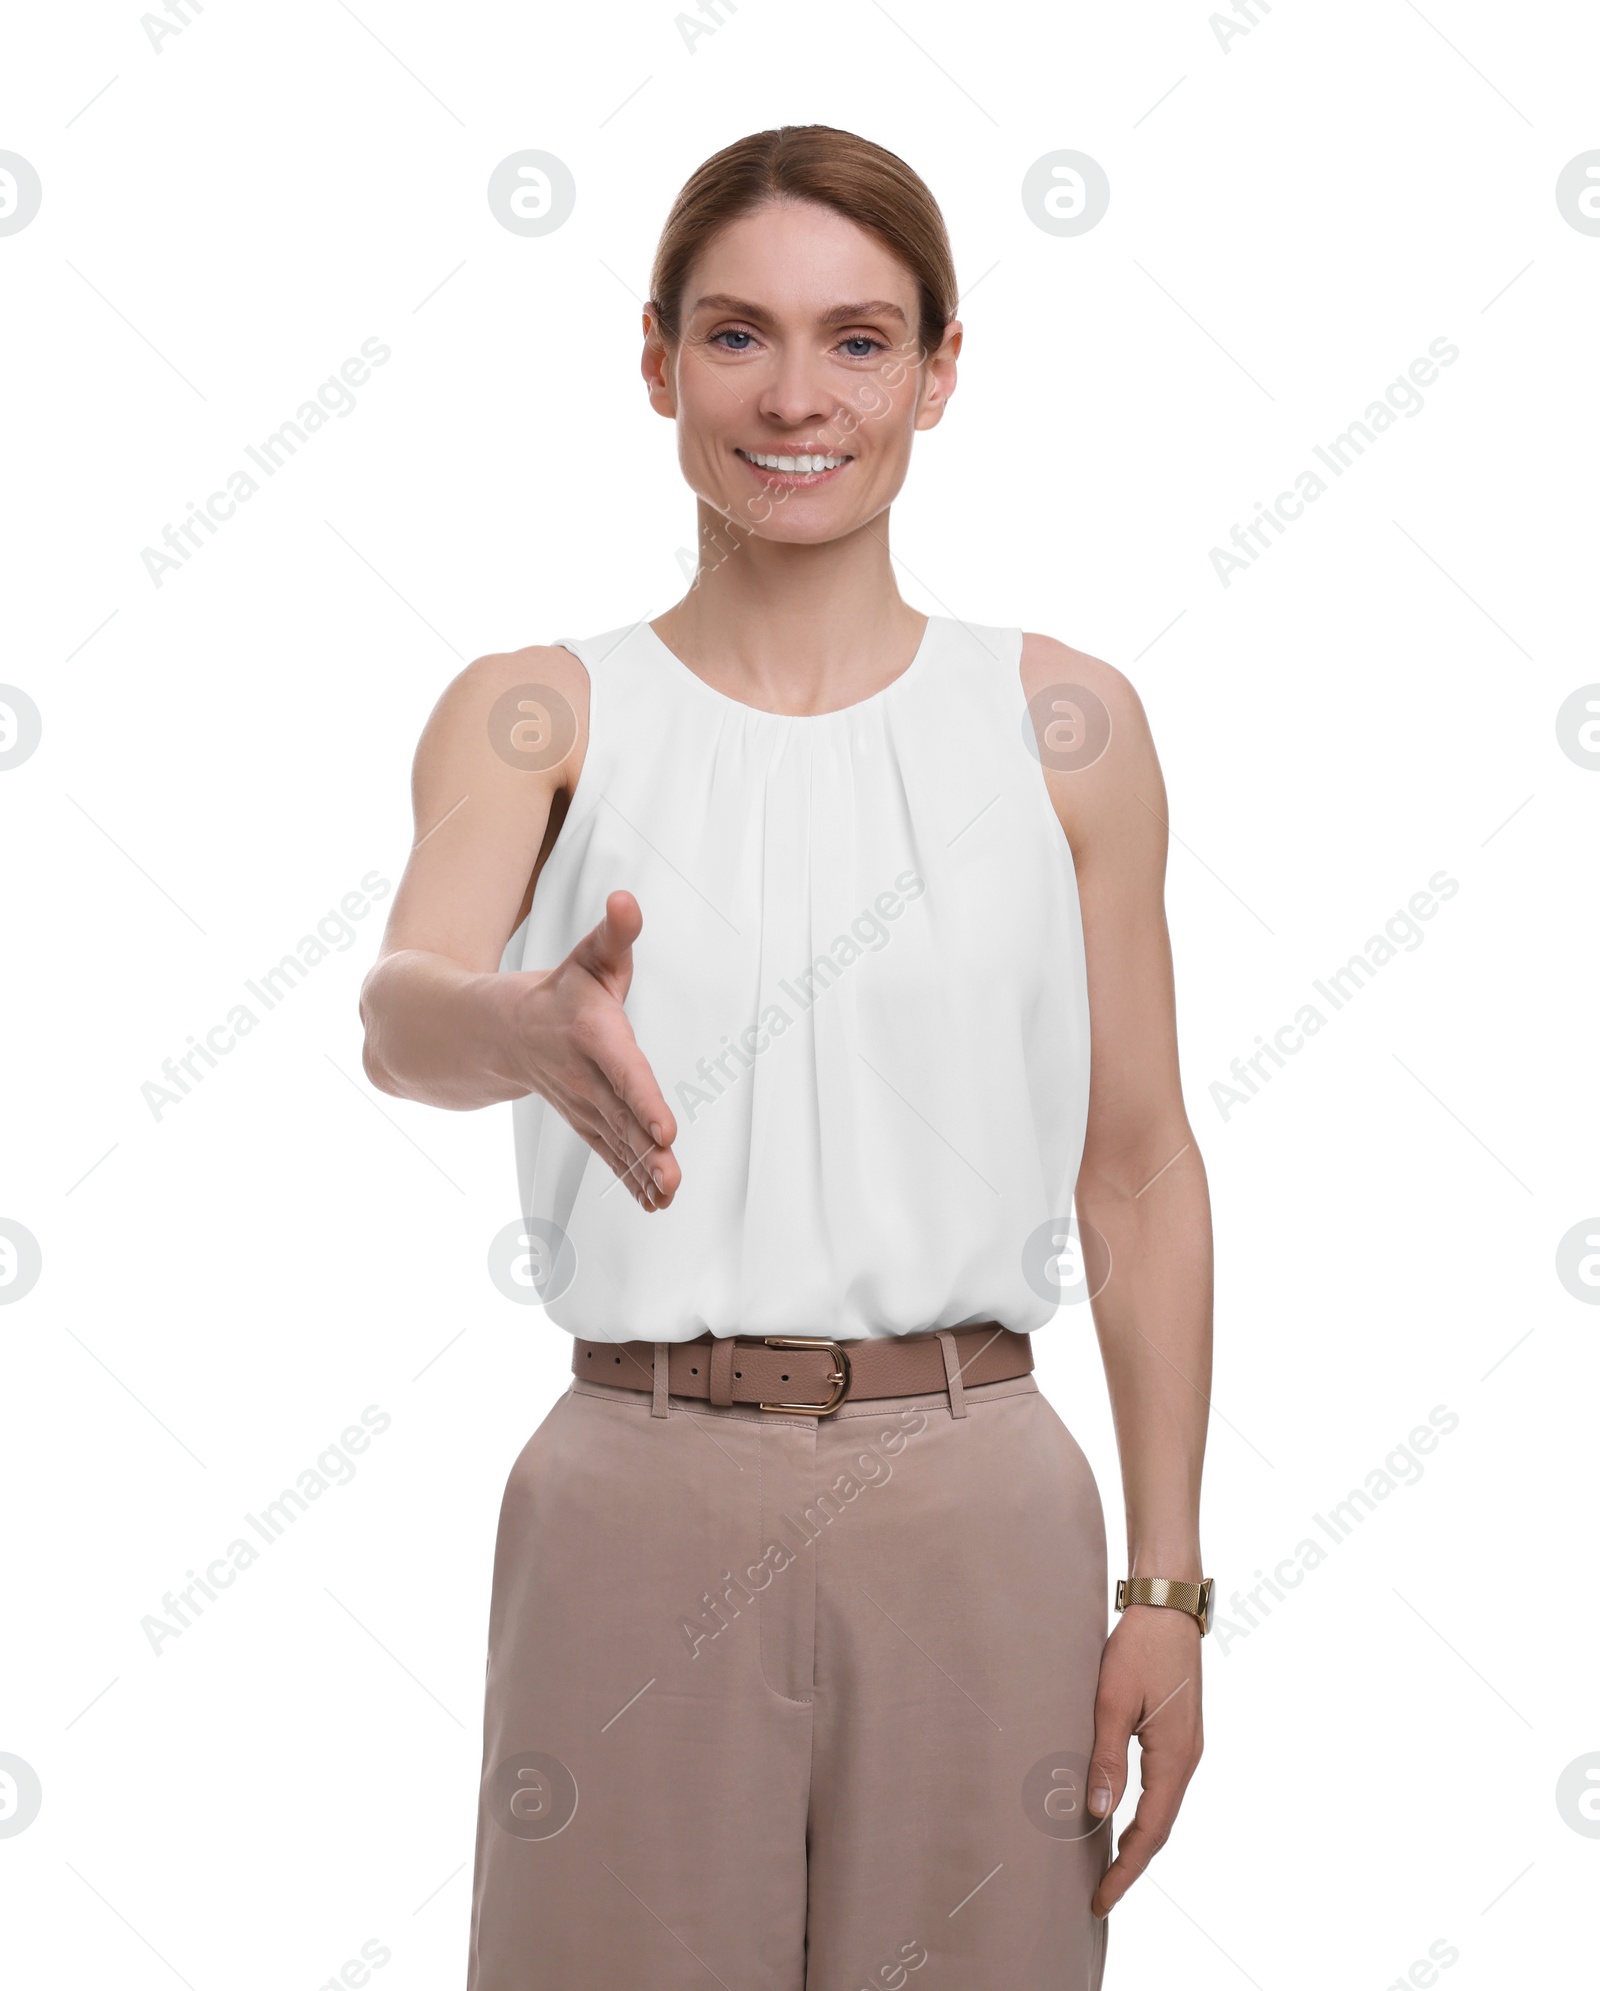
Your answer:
[1086,1705,1132,1821]
[570,889,641,998]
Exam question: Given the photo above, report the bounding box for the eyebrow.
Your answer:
[689,293,909,328]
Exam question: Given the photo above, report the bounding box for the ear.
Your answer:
[913,318,962,433]
[641,308,678,419]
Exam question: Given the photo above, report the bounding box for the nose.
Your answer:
[755,348,839,434]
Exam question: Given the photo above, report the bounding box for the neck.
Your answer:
[651,500,926,714]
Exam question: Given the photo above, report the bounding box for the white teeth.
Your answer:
[742,450,846,473]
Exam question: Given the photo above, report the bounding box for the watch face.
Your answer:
[1198,1578,1214,1635]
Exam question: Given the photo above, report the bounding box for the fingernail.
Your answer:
[651,1168,664,1191]
[649,1121,663,1143]
[1088,1785,1111,1816]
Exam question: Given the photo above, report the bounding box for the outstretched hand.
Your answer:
[1086,1605,1204,1917]
[520,889,679,1210]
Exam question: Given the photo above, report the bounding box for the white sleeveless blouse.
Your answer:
[499,615,1092,1343]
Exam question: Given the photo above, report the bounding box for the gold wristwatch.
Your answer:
[1115,1576,1214,1635]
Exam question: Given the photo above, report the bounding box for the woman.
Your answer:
[360,124,1213,1989]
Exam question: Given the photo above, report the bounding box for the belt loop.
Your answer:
[935,1330,967,1419]
[709,1335,735,1409]
[651,1342,670,1418]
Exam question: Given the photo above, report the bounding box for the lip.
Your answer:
[734,447,852,489]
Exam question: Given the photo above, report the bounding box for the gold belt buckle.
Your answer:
[759,1336,852,1415]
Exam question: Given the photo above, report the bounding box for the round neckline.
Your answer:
[641,613,938,723]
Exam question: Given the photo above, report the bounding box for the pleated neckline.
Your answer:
[639,614,940,725]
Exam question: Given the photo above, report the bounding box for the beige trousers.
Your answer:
[466,1362,1111,1989]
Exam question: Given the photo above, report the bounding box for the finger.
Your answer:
[582,1048,678,1183]
[563,1067,677,1210]
[1090,1774,1186,1917]
[561,995,674,1158]
[600,1132,666,1206]
[610,1044,677,1156]
[580,1123,657,1206]
[540,1002,677,1209]
[567,889,642,1001]
[573,1100,674,1211]
[541,1058,667,1212]
[545,1076,662,1209]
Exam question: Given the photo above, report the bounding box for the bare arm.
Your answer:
[358,646,679,1209]
[1023,633,1213,1916]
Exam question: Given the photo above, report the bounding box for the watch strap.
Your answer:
[1116,1576,1214,1633]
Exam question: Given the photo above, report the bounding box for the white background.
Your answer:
[3,1,1597,1985]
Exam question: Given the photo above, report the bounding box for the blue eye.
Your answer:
[712,329,755,350]
[841,337,879,358]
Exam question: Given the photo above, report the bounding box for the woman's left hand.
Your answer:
[1085,1605,1205,1916]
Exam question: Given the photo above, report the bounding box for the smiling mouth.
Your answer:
[735,447,852,481]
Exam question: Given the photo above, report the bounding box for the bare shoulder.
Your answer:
[415,641,591,788]
[1019,631,1147,734]
[383,642,592,964]
[423,641,590,736]
[1018,631,1165,862]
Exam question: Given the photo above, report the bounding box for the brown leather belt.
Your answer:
[571,1322,1033,1415]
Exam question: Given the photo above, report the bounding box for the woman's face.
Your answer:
[642,200,960,544]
